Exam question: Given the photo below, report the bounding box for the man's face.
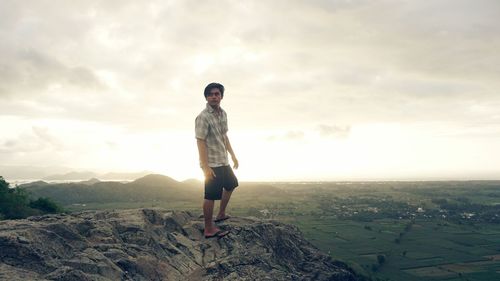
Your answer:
[206,88,222,107]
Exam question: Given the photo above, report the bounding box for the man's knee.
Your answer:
[204,193,222,200]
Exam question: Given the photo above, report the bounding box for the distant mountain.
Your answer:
[43,171,98,181]
[15,180,49,188]
[0,167,155,182]
[131,174,180,187]
[182,178,203,188]
[41,171,154,181]
[79,178,101,185]
[99,171,153,180]
[20,174,199,206]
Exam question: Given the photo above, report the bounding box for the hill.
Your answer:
[40,171,154,181]
[20,174,201,206]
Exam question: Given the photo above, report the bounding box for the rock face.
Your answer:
[0,208,363,281]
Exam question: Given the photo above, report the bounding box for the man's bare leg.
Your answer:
[216,189,233,220]
[203,199,221,236]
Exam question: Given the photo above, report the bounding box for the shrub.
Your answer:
[29,197,63,213]
[0,176,9,191]
[377,254,386,265]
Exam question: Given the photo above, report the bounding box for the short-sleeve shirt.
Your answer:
[195,103,229,168]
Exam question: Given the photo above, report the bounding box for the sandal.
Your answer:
[204,230,230,239]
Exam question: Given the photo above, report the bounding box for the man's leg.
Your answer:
[216,189,233,220]
[216,166,238,221]
[202,167,230,237]
[203,199,220,235]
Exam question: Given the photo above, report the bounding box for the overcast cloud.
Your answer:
[1,0,499,180]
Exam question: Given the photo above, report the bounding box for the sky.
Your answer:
[1,0,500,181]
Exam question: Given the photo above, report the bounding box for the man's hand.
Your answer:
[232,156,239,169]
[202,165,216,180]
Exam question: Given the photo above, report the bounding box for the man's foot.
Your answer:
[204,229,230,239]
[214,215,231,223]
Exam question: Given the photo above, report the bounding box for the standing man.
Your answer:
[195,82,239,238]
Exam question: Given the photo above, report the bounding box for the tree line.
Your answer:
[0,176,64,220]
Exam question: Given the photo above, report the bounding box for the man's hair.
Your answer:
[204,82,225,98]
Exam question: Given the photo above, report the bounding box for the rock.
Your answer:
[0,208,364,280]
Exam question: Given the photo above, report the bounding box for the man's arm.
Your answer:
[195,115,216,180]
[197,138,216,179]
[196,138,215,180]
[224,134,239,169]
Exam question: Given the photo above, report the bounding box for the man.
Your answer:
[195,82,239,239]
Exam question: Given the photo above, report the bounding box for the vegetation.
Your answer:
[29,197,64,213]
[0,176,64,219]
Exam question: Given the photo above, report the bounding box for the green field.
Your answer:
[292,216,500,281]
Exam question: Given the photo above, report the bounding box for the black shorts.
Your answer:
[204,165,239,200]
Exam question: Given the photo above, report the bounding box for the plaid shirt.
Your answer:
[195,103,229,168]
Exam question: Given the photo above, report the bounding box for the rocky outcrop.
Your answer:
[0,208,364,280]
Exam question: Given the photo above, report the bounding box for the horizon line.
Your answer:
[7,176,500,184]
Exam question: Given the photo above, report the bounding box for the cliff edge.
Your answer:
[0,208,364,280]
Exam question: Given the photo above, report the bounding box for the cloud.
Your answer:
[1,0,500,179]
[318,124,350,139]
[1,0,499,129]
[266,130,305,142]
[0,47,105,99]
[285,130,305,140]
[31,126,63,148]
[0,126,63,155]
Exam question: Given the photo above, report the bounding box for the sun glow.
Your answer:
[5,116,499,182]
